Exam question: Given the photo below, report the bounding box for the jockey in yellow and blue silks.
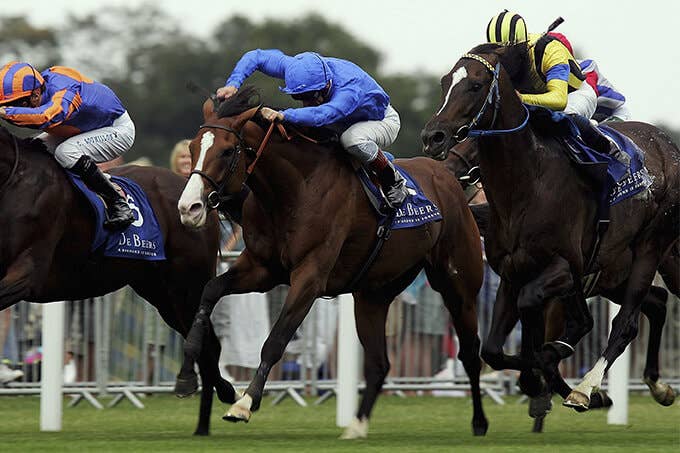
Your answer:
[216,50,408,209]
[486,11,615,155]
[0,62,135,229]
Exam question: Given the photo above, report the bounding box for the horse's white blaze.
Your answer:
[573,357,608,395]
[436,66,467,116]
[178,131,214,226]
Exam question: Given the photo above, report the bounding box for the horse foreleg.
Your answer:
[565,246,658,411]
[641,285,675,406]
[340,292,390,440]
[224,264,322,423]
[184,250,276,364]
[480,279,528,370]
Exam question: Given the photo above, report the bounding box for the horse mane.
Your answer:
[468,42,530,89]
[216,85,262,119]
[0,124,48,154]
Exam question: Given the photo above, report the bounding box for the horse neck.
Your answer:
[246,138,326,210]
[476,97,539,209]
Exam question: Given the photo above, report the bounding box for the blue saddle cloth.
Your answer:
[66,172,166,261]
[526,105,652,206]
[356,153,443,229]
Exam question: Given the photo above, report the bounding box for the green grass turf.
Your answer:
[0,393,678,452]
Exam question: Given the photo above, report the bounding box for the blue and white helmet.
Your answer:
[279,52,331,95]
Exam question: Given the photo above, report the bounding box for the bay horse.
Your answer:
[421,43,679,412]
[0,126,236,435]
[177,87,488,438]
[446,139,677,428]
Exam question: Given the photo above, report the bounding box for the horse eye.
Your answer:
[470,82,483,92]
[220,148,235,158]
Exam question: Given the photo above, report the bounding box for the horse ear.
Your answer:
[233,105,262,129]
[202,98,216,121]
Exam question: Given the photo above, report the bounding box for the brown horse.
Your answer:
[421,43,679,411]
[177,87,488,438]
[0,126,236,435]
[446,140,676,428]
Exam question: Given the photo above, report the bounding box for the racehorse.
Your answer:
[446,139,676,429]
[177,87,488,438]
[0,126,236,435]
[421,43,679,411]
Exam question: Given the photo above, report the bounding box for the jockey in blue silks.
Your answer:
[217,49,408,209]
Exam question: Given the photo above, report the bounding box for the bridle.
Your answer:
[449,146,481,187]
[0,134,20,195]
[450,53,530,143]
[191,119,276,210]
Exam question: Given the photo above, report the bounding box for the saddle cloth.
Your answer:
[526,105,653,206]
[66,172,166,261]
[355,152,443,229]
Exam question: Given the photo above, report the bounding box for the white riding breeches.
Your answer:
[564,82,597,119]
[340,104,400,163]
[40,111,135,168]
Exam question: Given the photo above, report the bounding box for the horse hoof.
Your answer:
[563,390,590,411]
[587,390,613,409]
[644,377,676,406]
[193,429,209,436]
[339,417,368,439]
[529,393,553,418]
[223,404,251,423]
[472,420,489,436]
[174,375,199,398]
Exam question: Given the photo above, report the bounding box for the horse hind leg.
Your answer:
[340,292,391,440]
[426,265,488,437]
[641,285,675,406]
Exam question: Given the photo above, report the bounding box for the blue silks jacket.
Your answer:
[226,49,390,129]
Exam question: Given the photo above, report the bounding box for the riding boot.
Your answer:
[569,114,616,155]
[368,150,408,209]
[70,155,135,230]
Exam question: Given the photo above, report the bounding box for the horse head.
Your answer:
[178,86,262,228]
[421,43,528,161]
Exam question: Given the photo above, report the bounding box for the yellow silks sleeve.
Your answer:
[520,79,569,111]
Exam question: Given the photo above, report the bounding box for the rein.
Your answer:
[0,134,19,195]
[452,53,530,143]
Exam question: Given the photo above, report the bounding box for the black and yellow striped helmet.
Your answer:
[486,10,528,44]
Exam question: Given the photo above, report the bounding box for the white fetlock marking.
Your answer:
[236,393,253,411]
[340,417,369,439]
[573,357,608,396]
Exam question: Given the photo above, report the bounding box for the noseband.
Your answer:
[452,53,530,143]
[191,123,253,210]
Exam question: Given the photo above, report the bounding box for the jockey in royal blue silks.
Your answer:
[0,62,135,230]
[216,49,408,209]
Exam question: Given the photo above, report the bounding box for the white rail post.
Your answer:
[40,301,65,431]
[607,301,630,425]
[336,293,360,427]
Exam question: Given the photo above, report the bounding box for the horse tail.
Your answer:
[469,202,490,237]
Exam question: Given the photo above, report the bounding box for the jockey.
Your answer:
[486,11,615,155]
[548,32,631,122]
[216,50,408,209]
[0,62,135,230]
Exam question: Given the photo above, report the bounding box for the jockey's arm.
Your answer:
[280,88,362,127]
[521,41,574,111]
[225,49,292,88]
[3,88,76,129]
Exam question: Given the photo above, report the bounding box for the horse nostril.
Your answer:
[432,131,446,145]
[188,202,204,216]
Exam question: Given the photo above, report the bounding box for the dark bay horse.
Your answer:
[421,43,679,411]
[446,139,677,428]
[0,127,236,435]
[177,87,488,438]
